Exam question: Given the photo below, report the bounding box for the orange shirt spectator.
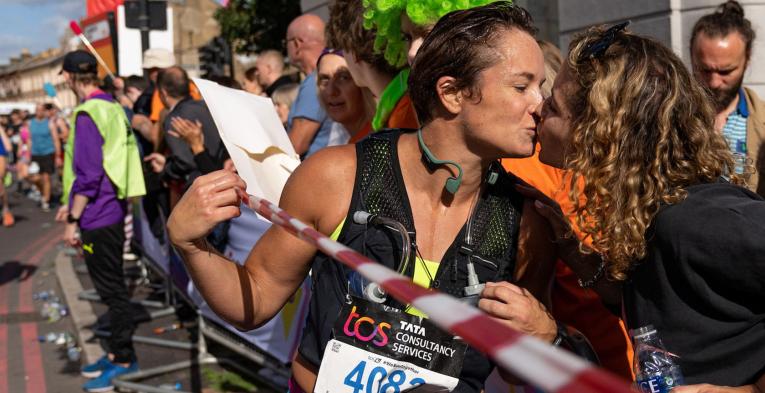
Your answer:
[503,151,634,379]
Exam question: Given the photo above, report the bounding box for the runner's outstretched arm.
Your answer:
[168,145,355,330]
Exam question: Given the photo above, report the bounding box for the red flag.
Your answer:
[86,0,125,18]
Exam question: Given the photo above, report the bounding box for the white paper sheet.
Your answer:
[192,78,300,205]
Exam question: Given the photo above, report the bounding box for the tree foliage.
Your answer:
[214,0,301,54]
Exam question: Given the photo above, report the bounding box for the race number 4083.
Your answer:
[343,360,425,393]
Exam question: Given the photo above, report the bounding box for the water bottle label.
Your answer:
[636,375,681,393]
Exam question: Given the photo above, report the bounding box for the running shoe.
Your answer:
[82,361,138,392]
[80,355,112,378]
[2,211,13,227]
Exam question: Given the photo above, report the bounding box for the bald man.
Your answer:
[255,50,292,97]
[284,14,336,157]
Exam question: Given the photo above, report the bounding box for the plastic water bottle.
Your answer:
[631,325,684,393]
[347,271,386,303]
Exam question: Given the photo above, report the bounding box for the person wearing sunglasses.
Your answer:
[526,23,765,390]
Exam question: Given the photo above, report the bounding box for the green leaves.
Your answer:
[214,0,301,54]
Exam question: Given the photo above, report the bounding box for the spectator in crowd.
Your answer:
[530,23,765,390]
[254,50,294,97]
[167,4,562,392]
[46,103,70,145]
[131,48,175,147]
[58,50,145,392]
[0,124,13,226]
[691,0,765,196]
[315,48,373,141]
[272,83,299,127]
[242,66,264,96]
[27,103,60,211]
[12,112,32,195]
[364,0,634,377]
[113,75,148,112]
[284,14,336,158]
[327,0,416,143]
[144,66,227,186]
[123,75,148,104]
[6,109,24,178]
[538,40,563,98]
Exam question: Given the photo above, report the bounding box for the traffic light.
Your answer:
[198,37,232,78]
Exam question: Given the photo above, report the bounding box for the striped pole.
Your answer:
[237,191,635,393]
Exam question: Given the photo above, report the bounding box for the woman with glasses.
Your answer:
[527,24,765,390]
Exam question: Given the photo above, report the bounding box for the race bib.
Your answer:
[314,298,467,393]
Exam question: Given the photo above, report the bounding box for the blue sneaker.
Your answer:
[82,361,138,392]
[80,355,112,378]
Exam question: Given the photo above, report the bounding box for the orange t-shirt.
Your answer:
[150,82,202,122]
[502,151,634,379]
[386,93,419,130]
[349,93,419,144]
[349,122,373,144]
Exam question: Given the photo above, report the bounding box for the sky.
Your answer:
[0,0,86,66]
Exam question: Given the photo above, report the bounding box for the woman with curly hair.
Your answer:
[528,24,765,390]
[365,0,636,378]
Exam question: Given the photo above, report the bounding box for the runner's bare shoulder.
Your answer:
[280,144,357,235]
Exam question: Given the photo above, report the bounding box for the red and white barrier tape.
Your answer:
[239,192,634,393]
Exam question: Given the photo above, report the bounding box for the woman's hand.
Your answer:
[169,117,205,155]
[515,183,573,245]
[478,281,557,343]
[167,170,245,254]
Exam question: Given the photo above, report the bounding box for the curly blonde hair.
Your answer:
[564,27,740,280]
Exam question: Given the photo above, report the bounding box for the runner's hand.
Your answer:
[167,170,246,254]
[514,183,571,240]
[478,281,557,343]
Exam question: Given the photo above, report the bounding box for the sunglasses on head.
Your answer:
[578,21,630,61]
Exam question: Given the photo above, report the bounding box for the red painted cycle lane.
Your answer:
[1,226,60,393]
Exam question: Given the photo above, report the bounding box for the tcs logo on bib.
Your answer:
[342,306,391,347]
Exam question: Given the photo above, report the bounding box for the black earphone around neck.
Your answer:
[417,129,464,194]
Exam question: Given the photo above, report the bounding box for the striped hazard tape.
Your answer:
[240,191,634,393]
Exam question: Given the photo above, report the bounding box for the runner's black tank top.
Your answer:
[297,129,525,392]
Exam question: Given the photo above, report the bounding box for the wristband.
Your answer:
[66,213,80,224]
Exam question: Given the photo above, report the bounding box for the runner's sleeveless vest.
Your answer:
[298,129,524,392]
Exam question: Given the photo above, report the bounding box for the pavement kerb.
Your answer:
[54,249,103,364]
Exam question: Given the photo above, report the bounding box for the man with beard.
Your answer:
[691,0,765,196]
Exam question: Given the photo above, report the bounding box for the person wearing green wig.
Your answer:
[328,0,419,136]
[363,0,497,67]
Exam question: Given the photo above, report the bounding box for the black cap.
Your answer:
[60,50,98,74]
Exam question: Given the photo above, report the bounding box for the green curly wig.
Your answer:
[362,0,500,67]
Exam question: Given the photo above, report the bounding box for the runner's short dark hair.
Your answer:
[408,1,536,125]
